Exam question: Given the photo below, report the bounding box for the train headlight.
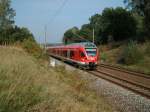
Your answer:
[80,62,86,64]
[81,58,85,61]
[89,57,95,61]
[86,62,89,64]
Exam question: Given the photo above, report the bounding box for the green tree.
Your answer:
[124,0,150,37]
[11,26,35,42]
[63,27,84,44]
[63,14,102,45]
[0,0,37,46]
[132,13,146,42]
[100,7,137,43]
[63,7,137,45]
[0,0,15,44]
[79,24,92,41]
[89,14,102,44]
[0,26,35,44]
[0,0,15,30]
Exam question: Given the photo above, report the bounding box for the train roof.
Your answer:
[68,42,97,48]
[48,42,97,49]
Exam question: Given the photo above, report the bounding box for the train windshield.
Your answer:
[86,48,97,56]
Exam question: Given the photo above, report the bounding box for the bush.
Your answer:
[145,42,150,57]
[121,41,143,65]
[22,39,43,59]
[101,53,107,62]
[0,26,35,45]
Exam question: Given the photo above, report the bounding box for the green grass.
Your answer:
[0,47,114,112]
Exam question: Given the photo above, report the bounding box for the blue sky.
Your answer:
[12,0,124,43]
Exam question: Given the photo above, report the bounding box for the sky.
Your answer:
[12,0,124,43]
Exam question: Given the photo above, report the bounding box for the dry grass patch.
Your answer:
[0,47,114,112]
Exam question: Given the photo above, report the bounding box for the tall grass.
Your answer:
[0,47,113,112]
[0,48,42,112]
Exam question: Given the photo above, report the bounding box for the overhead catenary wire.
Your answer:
[44,0,69,47]
[48,0,69,24]
[72,32,91,42]
[71,28,96,43]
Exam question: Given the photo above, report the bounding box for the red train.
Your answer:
[47,42,99,69]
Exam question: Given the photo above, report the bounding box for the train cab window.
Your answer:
[80,52,85,57]
[86,49,97,56]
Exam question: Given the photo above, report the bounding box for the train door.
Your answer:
[75,49,80,61]
[70,49,75,60]
[67,49,70,58]
[79,49,86,62]
[63,50,67,57]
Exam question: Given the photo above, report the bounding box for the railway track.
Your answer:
[88,64,150,98]
[99,63,150,78]
[50,56,150,98]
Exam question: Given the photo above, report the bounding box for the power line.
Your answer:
[93,28,95,44]
[72,32,91,42]
[44,25,47,52]
[44,0,69,45]
[48,0,69,24]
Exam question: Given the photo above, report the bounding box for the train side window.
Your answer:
[64,51,67,57]
[63,51,66,57]
[80,52,85,57]
[70,51,74,57]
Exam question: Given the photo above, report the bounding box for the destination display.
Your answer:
[85,48,97,51]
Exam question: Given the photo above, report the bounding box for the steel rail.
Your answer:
[99,63,150,78]
[88,70,150,99]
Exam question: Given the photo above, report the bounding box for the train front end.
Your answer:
[85,48,98,69]
[80,42,99,69]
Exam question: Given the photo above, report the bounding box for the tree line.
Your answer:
[0,0,35,45]
[63,0,150,45]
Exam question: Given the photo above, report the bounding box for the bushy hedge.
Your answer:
[0,26,35,45]
[22,39,43,58]
[121,41,143,65]
[101,53,107,62]
[145,42,150,57]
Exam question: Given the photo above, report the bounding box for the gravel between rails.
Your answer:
[77,70,150,112]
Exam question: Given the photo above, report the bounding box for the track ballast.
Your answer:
[88,64,150,98]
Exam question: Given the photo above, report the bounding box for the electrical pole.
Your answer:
[39,36,41,48]
[93,28,95,44]
[44,25,47,52]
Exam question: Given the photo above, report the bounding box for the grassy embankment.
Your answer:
[0,47,114,112]
[100,41,150,74]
